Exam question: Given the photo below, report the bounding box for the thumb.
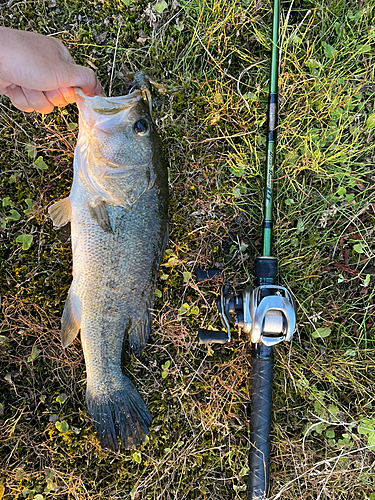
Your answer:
[66,64,102,96]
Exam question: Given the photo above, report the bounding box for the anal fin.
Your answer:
[48,197,72,228]
[61,289,82,348]
[128,311,151,357]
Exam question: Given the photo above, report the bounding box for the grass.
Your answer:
[0,0,375,498]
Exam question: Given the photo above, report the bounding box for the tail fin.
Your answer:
[86,375,152,451]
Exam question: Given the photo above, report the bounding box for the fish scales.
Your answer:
[49,87,168,450]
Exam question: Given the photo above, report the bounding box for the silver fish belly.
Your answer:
[49,88,168,450]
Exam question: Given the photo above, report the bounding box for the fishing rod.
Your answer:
[197,0,296,498]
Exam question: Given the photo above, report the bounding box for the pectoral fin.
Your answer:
[88,200,113,234]
[48,197,72,228]
[61,289,82,348]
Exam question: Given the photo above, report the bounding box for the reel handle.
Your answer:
[197,329,228,344]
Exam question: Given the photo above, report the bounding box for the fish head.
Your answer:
[74,89,163,207]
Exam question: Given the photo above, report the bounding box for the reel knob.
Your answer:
[197,329,228,344]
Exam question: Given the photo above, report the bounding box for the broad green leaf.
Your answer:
[305,59,321,69]
[324,43,336,58]
[358,418,374,434]
[56,393,68,404]
[27,346,41,362]
[23,198,33,214]
[366,113,375,129]
[345,193,355,203]
[162,360,170,369]
[189,305,199,316]
[132,451,141,463]
[296,220,305,233]
[312,327,331,339]
[363,274,371,287]
[154,0,167,13]
[178,303,190,315]
[233,484,247,492]
[55,420,69,433]
[314,422,324,434]
[359,45,371,53]
[67,122,78,130]
[22,489,35,498]
[2,197,14,207]
[16,234,33,250]
[353,243,365,254]
[183,271,192,282]
[155,289,162,298]
[328,405,340,419]
[325,429,335,439]
[368,431,375,447]
[25,142,37,159]
[7,209,21,221]
[291,237,299,247]
[166,256,178,267]
[34,156,48,170]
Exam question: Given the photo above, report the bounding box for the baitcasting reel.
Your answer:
[197,257,296,346]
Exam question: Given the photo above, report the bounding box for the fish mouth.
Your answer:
[74,88,143,115]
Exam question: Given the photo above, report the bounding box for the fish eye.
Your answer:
[133,119,149,135]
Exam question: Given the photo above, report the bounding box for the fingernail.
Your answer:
[9,84,16,89]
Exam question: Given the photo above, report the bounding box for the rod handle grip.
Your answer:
[248,349,274,499]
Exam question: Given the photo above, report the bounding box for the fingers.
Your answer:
[4,85,72,113]
[44,88,70,107]
[5,85,34,112]
[57,87,76,104]
[2,63,102,113]
[65,63,102,96]
[22,88,54,114]
[5,85,53,113]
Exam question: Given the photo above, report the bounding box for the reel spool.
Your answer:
[197,261,296,346]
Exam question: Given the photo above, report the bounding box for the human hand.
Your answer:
[0,27,101,113]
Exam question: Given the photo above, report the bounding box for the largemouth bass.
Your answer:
[48,86,168,450]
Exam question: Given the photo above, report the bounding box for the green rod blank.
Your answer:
[262,0,280,258]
